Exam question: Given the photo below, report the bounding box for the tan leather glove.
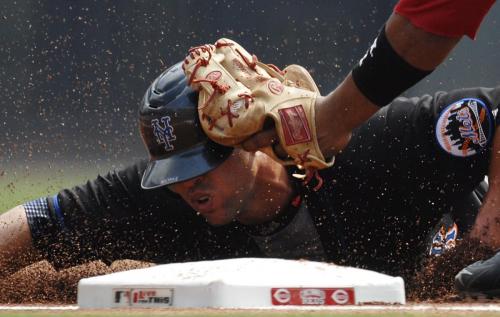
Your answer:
[182,38,334,170]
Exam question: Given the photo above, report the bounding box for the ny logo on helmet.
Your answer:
[152,116,176,151]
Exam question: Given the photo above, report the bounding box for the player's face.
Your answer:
[168,151,256,225]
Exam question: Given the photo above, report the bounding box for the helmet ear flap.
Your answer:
[139,61,233,189]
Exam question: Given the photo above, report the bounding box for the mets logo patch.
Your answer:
[435,98,493,157]
[152,116,176,151]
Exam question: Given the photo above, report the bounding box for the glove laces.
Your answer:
[292,149,324,191]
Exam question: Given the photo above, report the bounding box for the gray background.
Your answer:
[1,0,499,172]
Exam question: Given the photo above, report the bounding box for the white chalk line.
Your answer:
[1,304,500,311]
[253,304,500,311]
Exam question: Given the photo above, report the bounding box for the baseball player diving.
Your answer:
[0,0,499,300]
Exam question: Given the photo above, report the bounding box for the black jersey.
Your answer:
[26,87,499,277]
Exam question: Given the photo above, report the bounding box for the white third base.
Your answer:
[77,258,405,308]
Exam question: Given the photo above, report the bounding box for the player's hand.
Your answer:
[241,95,353,160]
[241,127,287,158]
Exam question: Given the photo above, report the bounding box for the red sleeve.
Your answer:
[395,0,496,39]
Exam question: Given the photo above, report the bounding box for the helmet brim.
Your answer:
[141,141,233,189]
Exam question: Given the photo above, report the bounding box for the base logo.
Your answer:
[113,288,174,307]
[435,98,493,157]
[271,288,355,306]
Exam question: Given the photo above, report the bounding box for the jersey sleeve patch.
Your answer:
[435,98,494,157]
[23,197,51,241]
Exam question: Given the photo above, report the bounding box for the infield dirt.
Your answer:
[0,240,498,305]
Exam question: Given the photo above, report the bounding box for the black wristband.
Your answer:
[352,26,433,107]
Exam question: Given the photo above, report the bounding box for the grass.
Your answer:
[0,162,118,213]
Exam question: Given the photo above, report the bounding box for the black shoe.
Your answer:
[455,251,500,298]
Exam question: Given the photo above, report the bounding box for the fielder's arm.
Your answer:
[314,13,461,157]
[242,13,461,155]
[0,205,41,277]
[244,0,495,157]
[316,0,494,155]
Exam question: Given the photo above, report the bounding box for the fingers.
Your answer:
[241,129,277,151]
[241,130,287,158]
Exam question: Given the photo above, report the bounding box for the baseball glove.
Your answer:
[182,38,334,170]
